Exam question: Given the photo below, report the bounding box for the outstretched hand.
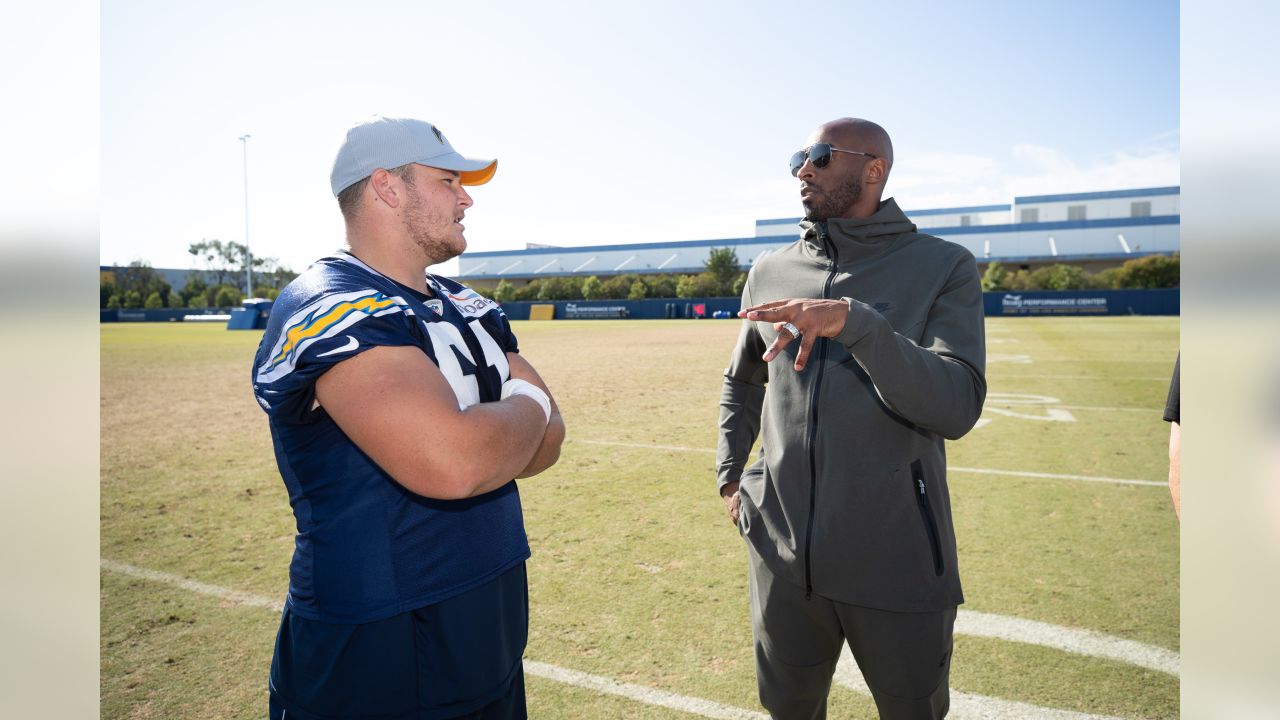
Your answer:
[738,298,850,371]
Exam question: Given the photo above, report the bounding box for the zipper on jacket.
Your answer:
[803,222,839,600]
[911,460,945,576]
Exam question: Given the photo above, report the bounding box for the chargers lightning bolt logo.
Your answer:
[265,292,397,372]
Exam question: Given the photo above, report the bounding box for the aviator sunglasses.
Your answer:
[789,143,878,177]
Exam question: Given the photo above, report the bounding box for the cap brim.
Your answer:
[419,152,497,186]
[461,160,497,186]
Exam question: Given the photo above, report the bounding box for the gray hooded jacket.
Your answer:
[717,198,986,612]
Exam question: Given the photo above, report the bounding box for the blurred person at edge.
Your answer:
[717,118,986,719]
[1164,354,1180,520]
[252,116,564,720]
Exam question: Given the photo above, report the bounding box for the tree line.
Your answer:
[101,244,1178,310]
[486,249,1179,303]
[100,239,299,310]
[980,254,1179,292]
[491,248,747,302]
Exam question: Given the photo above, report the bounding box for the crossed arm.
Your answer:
[315,345,564,500]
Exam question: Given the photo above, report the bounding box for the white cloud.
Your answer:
[891,136,1180,211]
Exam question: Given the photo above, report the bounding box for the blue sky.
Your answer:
[99,0,1178,275]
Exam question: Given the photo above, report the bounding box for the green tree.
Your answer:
[1114,254,1179,288]
[112,260,173,306]
[676,273,720,298]
[188,238,248,288]
[513,280,543,301]
[1088,267,1123,289]
[1007,270,1033,291]
[580,276,602,300]
[144,291,164,309]
[646,274,678,299]
[251,257,299,293]
[704,248,742,296]
[492,279,516,302]
[731,273,747,298]
[537,276,580,301]
[167,292,184,308]
[181,277,209,307]
[1028,264,1089,290]
[106,294,122,310]
[980,261,1009,291]
[100,281,117,308]
[214,285,243,308]
[599,274,641,299]
[628,279,647,300]
[122,290,142,308]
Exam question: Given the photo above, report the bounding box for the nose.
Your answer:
[457,185,473,209]
[797,155,818,181]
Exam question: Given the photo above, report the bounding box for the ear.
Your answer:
[369,168,407,209]
[864,158,888,186]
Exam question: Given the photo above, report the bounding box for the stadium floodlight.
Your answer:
[239,134,252,298]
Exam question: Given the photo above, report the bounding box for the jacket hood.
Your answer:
[800,198,918,264]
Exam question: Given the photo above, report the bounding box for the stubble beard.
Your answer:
[803,176,862,222]
[403,191,464,266]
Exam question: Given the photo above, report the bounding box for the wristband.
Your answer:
[501,378,552,425]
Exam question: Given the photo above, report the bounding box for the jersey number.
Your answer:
[423,320,510,409]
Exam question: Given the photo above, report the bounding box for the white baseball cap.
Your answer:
[329,116,497,196]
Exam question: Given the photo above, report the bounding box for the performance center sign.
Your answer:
[999,293,1108,315]
[564,303,629,319]
[982,289,1178,317]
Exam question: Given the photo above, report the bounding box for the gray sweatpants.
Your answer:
[748,547,955,720]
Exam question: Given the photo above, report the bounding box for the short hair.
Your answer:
[336,163,417,221]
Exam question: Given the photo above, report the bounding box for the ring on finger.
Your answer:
[781,321,801,338]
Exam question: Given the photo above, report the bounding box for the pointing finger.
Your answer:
[739,299,793,318]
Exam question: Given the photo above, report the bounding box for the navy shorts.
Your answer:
[268,562,528,720]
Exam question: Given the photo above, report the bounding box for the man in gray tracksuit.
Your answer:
[717,118,986,719]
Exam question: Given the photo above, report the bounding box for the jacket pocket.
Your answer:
[737,467,763,535]
[910,460,944,576]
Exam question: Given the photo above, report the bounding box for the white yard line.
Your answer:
[576,440,1164,487]
[957,610,1179,676]
[102,558,284,611]
[103,558,1173,720]
[1054,404,1152,413]
[834,648,1131,720]
[102,559,763,719]
[995,374,1169,381]
[986,401,1152,413]
[948,466,1164,487]
[523,662,768,720]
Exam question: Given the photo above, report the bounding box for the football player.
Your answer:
[253,116,564,720]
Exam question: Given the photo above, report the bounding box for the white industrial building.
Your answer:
[457,186,1179,288]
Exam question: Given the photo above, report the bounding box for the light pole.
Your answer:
[239,133,252,298]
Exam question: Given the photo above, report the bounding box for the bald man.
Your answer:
[717,118,986,719]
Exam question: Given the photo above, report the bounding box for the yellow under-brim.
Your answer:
[461,160,497,186]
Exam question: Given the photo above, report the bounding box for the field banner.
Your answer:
[102,290,1178,322]
[983,288,1178,316]
[500,298,742,321]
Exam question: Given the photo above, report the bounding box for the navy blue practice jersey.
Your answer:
[251,251,530,624]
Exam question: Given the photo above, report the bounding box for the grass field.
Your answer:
[101,317,1180,719]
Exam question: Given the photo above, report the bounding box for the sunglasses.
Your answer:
[789,143,878,177]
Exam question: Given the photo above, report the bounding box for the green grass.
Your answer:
[101,317,1179,719]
